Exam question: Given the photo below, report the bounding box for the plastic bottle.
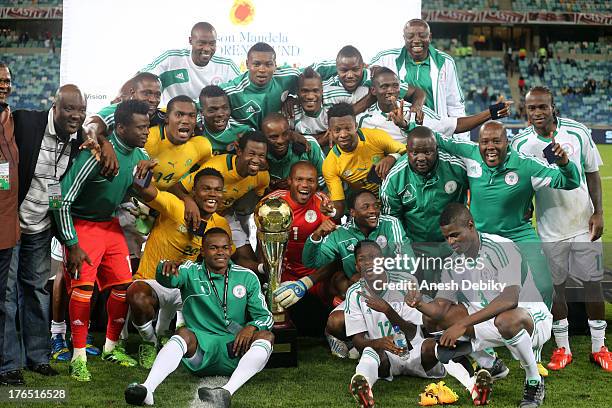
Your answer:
[392,325,409,359]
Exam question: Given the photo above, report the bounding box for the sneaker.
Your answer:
[349,373,374,408]
[86,334,101,356]
[326,333,349,358]
[69,357,91,382]
[590,346,612,372]
[102,346,138,367]
[519,379,545,408]
[125,383,152,406]
[51,334,72,362]
[436,381,459,404]
[470,369,493,406]
[197,387,231,408]
[138,342,158,369]
[485,357,510,381]
[537,363,548,377]
[547,347,572,371]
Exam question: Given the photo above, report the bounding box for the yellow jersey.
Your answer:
[135,191,231,280]
[144,124,213,191]
[322,128,406,201]
[181,154,269,214]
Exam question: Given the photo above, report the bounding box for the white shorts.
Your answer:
[469,302,552,354]
[117,203,148,258]
[542,232,603,285]
[225,212,250,249]
[385,334,446,380]
[138,279,182,314]
[51,237,64,262]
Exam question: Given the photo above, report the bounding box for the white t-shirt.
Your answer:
[142,49,240,106]
[291,105,328,136]
[511,117,602,241]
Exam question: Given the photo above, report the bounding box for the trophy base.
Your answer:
[266,320,298,368]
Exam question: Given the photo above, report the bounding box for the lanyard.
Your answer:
[204,266,230,322]
[54,137,70,178]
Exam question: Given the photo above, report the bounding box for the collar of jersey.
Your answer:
[346,216,380,234]
[110,132,133,154]
[267,145,292,163]
[304,107,323,118]
[533,116,560,143]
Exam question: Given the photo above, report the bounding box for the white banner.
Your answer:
[60,0,420,112]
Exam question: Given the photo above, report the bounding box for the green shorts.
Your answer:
[182,331,239,376]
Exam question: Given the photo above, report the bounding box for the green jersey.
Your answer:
[302,214,411,278]
[434,134,581,242]
[380,152,468,243]
[156,260,273,335]
[220,68,300,129]
[267,136,325,187]
[54,133,149,246]
[202,118,252,155]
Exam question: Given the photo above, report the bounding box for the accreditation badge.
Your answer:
[48,182,63,209]
[0,161,9,190]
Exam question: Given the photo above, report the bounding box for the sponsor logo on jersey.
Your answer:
[233,284,247,298]
[375,235,388,248]
[235,100,262,120]
[175,72,185,81]
[465,158,482,178]
[343,170,352,177]
[444,180,457,194]
[504,171,519,186]
[305,210,318,223]
[347,243,355,252]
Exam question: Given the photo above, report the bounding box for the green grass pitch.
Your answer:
[4,145,612,408]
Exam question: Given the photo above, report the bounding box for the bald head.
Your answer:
[191,22,215,36]
[479,120,506,139]
[404,18,430,31]
[262,112,287,129]
[53,84,87,137]
[289,161,317,178]
[190,22,217,66]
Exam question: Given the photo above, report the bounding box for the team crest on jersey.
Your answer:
[375,235,388,248]
[305,210,318,223]
[178,224,188,233]
[199,282,212,296]
[504,171,519,186]
[444,180,457,194]
[232,285,247,299]
[211,76,223,86]
[561,143,574,157]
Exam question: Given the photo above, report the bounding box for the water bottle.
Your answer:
[392,325,409,359]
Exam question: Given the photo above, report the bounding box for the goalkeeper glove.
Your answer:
[273,276,314,308]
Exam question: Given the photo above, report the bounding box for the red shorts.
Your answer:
[283,262,331,306]
[64,218,133,293]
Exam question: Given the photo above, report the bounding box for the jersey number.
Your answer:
[292,226,299,241]
[377,321,393,337]
[154,172,175,184]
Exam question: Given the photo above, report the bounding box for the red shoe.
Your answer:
[590,346,612,372]
[349,374,374,408]
[547,347,572,371]
[470,369,492,406]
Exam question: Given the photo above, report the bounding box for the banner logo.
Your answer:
[230,0,255,26]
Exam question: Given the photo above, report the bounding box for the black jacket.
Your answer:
[13,109,84,206]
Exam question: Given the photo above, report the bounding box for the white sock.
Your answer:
[72,347,86,362]
[175,310,185,327]
[504,329,540,383]
[444,360,474,391]
[104,338,118,353]
[134,320,158,344]
[120,309,131,341]
[143,335,187,397]
[355,347,380,388]
[51,320,67,338]
[588,319,607,353]
[552,318,571,353]
[470,350,496,369]
[222,339,272,395]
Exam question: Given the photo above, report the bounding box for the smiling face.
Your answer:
[356,244,385,290]
[403,22,431,62]
[328,115,358,152]
[247,51,276,87]
[525,90,555,134]
[372,72,401,111]
[236,140,267,177]
[0,67,12,104]
[192,174,224,216]
[350,192,381,231]
[336,56,364,93]
[53,88,87,136]
[262,119,290,158]
[202,232,232,273]
[165,101,197,145]
[298,77,323,114]
[201,95,230,132]
[131,78,161,117]
[288,163,318,205]
[190,28,217,67]
[478,123,508,168]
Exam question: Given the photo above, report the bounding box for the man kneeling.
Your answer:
[125,228,274,407]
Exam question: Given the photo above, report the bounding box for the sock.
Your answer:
[143,335,187,400]
[51,320,67,339]
[355,347,380,388]
[104,338,117,353]
[444,360,474,391]
[135,320,158,344]
[504,329,540,383]
[106,288,128,343]
[222,339,272,395]
[588,319,607,353]
[552,318,571,353]
[72,347,86,362]
[471,349,496,369]
[69,288,92,349]
[120,308,131,341]
[175,310,185,328]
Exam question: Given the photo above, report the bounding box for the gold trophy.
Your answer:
[254,197,293,327]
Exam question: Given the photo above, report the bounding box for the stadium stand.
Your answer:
[2,52,60,110]
[512,0,611,13]
[0,0,62,6]
[550,41,612,56]
[422,0,499,10]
